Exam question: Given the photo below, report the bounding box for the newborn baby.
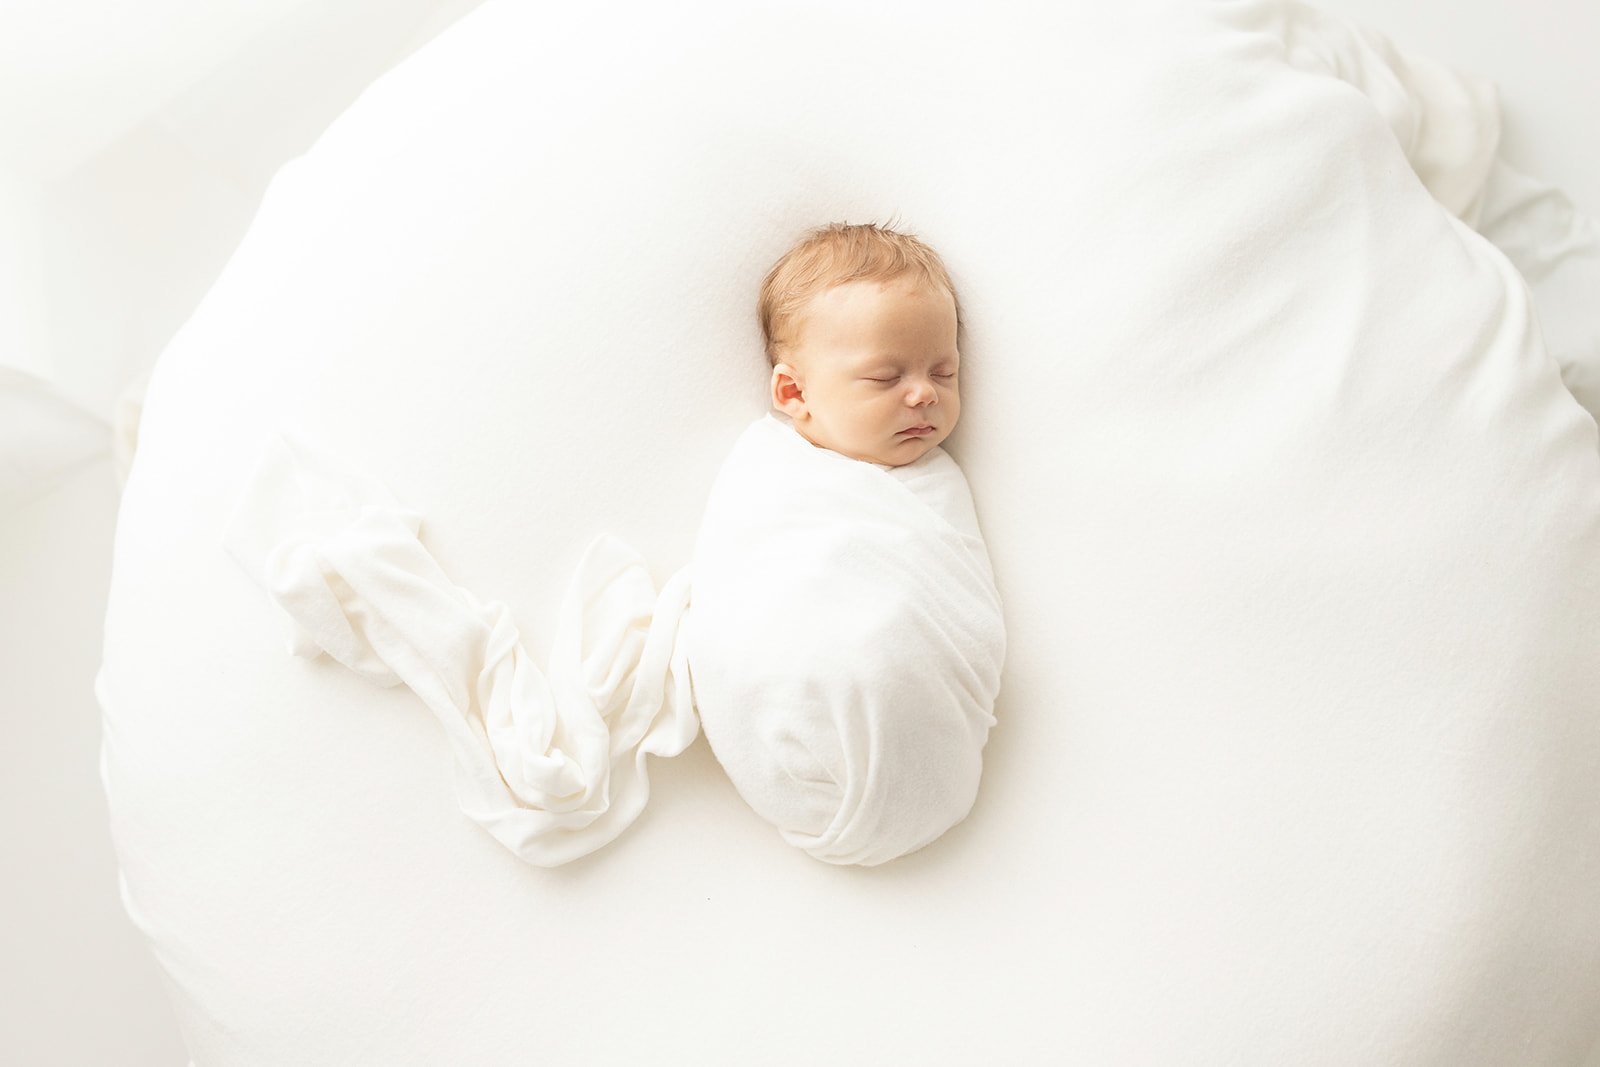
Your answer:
[225,221,1002,869]
[687,223,1006,866]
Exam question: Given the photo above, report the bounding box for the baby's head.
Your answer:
[760,223,961,467]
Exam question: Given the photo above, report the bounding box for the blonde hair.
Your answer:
[758,222,959,366]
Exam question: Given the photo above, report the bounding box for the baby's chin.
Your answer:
[863,427,953,467]
[875,435,939,466]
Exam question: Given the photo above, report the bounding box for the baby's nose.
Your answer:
[905,377,937,405]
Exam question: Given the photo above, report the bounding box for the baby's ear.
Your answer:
[771,363,806,417]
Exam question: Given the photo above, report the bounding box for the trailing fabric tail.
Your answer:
[223,433,697,866]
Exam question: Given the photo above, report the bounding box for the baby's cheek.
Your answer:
[946,391,962,423]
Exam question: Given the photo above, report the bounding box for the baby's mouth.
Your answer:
[897,425,935,437]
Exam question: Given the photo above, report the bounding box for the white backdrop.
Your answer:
[0,1,1594,1063]
[0,4,487,1062]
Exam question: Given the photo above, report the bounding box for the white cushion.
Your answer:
[101,0,1600,1063]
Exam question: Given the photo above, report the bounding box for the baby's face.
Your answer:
[772,278,960,467]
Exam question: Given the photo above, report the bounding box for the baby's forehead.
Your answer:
[798,277,954,326]
[776,274,959,372]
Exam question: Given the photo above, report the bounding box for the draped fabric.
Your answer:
[222,423,1005,867]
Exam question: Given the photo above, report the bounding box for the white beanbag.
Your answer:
[99,1,1600,1064]
[689,415,1003,866]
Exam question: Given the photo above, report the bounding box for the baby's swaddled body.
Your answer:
[687,414,1005,865]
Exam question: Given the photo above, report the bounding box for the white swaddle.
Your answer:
[224,419,1004,867]
[687,415,1005,866]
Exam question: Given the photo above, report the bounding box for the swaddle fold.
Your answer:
[687,415,1005,866]
[223,434,697,867]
